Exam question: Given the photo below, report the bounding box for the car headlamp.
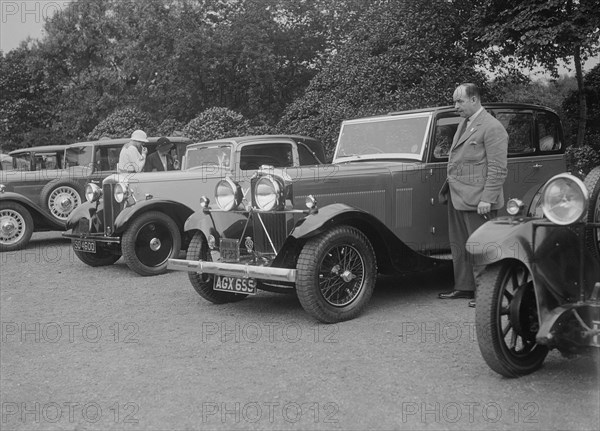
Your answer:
[541,174,588,225]
[85,183,102,203]
[215,178,242,211]
[506,198,524,216]
[254,176,283,211]
[114,182,130,203]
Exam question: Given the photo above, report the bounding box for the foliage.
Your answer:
[156,119,186,137]
[87,107,153,140]
[562,64,600,146]
[565,144,600,177]
[278,0,486,158]
[182,107,251,142]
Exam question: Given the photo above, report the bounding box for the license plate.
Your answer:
[214,275,256,295]
[72,239,96,253]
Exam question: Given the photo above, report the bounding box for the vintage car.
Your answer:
[8,144,68,171]
[167,103,567,323]
[468,167,600,377]
[63,135,326,276]
[0,136,190,252]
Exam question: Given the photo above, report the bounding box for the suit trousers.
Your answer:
[448,194,496,292]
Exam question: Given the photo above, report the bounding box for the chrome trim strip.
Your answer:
[167,258,297,283]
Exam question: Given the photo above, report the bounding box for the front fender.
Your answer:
[113,199,195,234]
[467,217,536,267]
[65,201,99,230]
[1,191,64,229]
[183,210,252,242]
[290,203,378,239]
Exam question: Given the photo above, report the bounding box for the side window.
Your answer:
[537,112,562,152]
[432,116,460,160]
[240,143,293,170]
[496,112,535,156]
[107,147,121,170]
[298,144,320,165]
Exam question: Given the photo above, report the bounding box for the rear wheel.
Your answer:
[296,226,376,323]
[476,261,548,377]
[584,166,600,259]
[41,179,84,223]
[186,232,247,303]
[122,211,181,276]
[0,202,34,252]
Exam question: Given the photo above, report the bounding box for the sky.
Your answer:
[1,0,598,77]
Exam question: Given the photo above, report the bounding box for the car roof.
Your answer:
[189,135,325,163]
[9,144,69,155]
[65,136,192,148]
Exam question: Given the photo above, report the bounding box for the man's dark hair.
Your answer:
[461,83,480,100]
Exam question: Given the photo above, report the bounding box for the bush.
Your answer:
[565,144,600,177]
[182,107,251,142]
[156,118,186,137]
[87,107,153,140]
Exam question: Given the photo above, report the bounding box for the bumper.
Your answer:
[167,258,297,283]
[62,232,121,244]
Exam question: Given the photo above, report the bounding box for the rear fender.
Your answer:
[1,191,64,229]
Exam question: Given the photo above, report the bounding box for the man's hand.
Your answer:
[141,146,148,156]
[477,201,492,217]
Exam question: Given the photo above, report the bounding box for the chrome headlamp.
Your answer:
[541,173,588,225]
[506,198,524,216]
[254,175,284,211]
[215,178,242,211]
[85,183,103,203]
[114,182,130,203]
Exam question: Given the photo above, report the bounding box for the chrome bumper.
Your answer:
[167,258,297,283]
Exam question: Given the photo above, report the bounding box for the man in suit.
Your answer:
[438,83,508,307]
[144,137,179,172]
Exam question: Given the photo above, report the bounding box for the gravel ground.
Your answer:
[1,232,598,430]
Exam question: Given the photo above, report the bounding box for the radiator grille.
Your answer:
[251,213,290,253]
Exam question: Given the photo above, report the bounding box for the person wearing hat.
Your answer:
[144,137,179,172]
[117,129,149,173]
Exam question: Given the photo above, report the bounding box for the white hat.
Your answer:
[131,129,149,143]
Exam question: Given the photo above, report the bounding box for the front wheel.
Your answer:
[475,261,548,377]
[186,232,247,303]
[584,166,600,259]
[296,226,376,323]
[0,202,34,252]
[122,211,181,276]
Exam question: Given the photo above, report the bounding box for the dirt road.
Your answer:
[1,232,598,430]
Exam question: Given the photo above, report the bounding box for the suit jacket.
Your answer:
[144,151,176,172]
[439,109,508,211]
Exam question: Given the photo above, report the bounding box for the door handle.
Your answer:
[533,163,543,169]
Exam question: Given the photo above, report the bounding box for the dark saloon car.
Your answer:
[469,168,600,377]
[0,136,191,252]
[63,135,325,276]
[8,145,68,171]
[167,103,567,322]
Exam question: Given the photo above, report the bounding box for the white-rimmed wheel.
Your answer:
[476,261,548,377]
[186,232,247,303]
[296,225,376,323]
[40,180,84,222]
[584,166,600,259]
[0,202,34,252]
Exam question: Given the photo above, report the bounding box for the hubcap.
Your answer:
[319,245,364,307]
[48,187,81,220]
[149,238,162,251]
[0,209,25,244]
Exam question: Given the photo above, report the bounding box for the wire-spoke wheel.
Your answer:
[0,202,33,252]
[297,225,376,323]
[476,261,548,377]
[584,166,600,259]
[187,232,247,303]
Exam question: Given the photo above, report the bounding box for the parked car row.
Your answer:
[3,103,598,378]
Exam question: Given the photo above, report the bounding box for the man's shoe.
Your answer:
[438,290,475,299]
[468,299,476,308]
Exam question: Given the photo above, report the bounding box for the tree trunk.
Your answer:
[574,45,587,147]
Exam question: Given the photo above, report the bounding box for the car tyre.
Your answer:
[0,201,34,252]
[40,179,84,223]
[584,166,600,260]
[475,261,548,377]
[186,232,247,303]
[122,211,181,276]
[73,245,120,267]
[296,225,376,323]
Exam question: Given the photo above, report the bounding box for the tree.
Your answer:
[278,0,486,157]
[474,0,600,146]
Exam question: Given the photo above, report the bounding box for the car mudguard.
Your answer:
[184,210,253,242]
[64,201,98,230]
[112,199,195,235]
[0,191,64,230]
